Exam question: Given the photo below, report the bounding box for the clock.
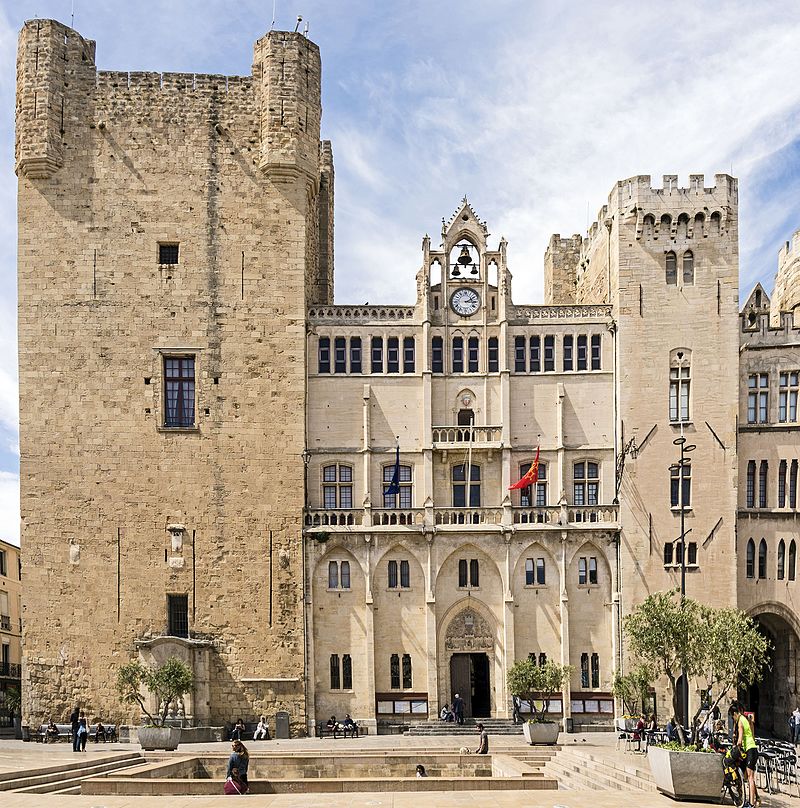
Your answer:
[450,288,480,316]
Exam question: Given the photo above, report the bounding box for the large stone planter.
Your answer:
[522,721,560,745]
[648,744,722,801]
[138,726,181,751]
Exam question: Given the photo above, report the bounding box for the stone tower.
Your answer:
[16,18,333,731]
[770,229,800,328]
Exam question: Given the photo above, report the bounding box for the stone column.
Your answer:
[363,534,377,732]
[502,533,515,718]
[559,532,572,730]
[424,534,439,717]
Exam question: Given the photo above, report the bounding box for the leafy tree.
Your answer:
[507,659,573,723]
[117,657,193,727]
[624,590,770,747]
[5,686,20,716]
[611,664,653,716]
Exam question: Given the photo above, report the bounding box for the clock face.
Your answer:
[450,288,480,316]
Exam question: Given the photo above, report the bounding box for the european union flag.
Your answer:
[385,444,401,496]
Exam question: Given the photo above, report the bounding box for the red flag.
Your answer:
[509,445,540,490]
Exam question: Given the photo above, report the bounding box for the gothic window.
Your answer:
[164,356,196,427]
[388,559,410,589]
[670,463,691,508]
[759,460,768,508]
[350,337,362,373]
[669,360,691,422]
[544,335,555,371]
[318,338,330,373]
[779,372,799,422]
[334,336,347,373]
[530,336,541,372]
[577,335,588,370]
[665,251,677,285]
[519,461,547,506]
[682,251,694,285]
[525,557,546,585]
[323,464,353,509]
[748,373,769,423]
[746,460,756,508]
[578,557,587,585]
[563,335,574,371]
[468,336,479,372]
[342,654,352,689]
[387,337,400,373]
[402,654,412,689]
[388,560,397,589]
[488,337,499,372]
[746,538,755,579]
[573,462,599,506]
[400,559,410,588]
[390,654,400,689]
[458,558,479,588]
[581,653,590,688]
[452,463,481,507]
[537,557,546,585]
[514,336,526,372]
[758,539,767,579]
[403,337,415,373]
[371,336,383,373]
[539,652,547,666]
[340,561,351,589]
[790,540,797,581]
[328,560,339,589]
[588,557,598,584]
[432,336,443,373]
[328,560,350,590]
[452,336,464,373]
[792,460,799,509]
[330,654,341,689]
[591,653,600,688]
[591,335,601,370]
[779,540,786,580]
[383,464,412,508]
[779,460,787,508]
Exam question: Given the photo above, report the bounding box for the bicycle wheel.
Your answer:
[728,779,744,807]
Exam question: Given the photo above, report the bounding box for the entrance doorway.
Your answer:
[450,653,491,718]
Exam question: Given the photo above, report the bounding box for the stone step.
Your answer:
[558,748,654,785]
[543,749,655,791]
[3,754,142,793]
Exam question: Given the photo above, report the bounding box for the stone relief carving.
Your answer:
[444,609,493,652]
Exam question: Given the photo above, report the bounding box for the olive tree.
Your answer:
[611,664,654,717]
[117,657,194,727]
[507,659,573,723]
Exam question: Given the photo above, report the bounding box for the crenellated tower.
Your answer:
[771,228,800,328]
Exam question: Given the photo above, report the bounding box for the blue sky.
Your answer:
[1,0,800,544]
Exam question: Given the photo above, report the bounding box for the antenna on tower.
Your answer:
[270,0,276,30]
[303,21,309,35]
[70,0,75,27]
[294,15,302,32]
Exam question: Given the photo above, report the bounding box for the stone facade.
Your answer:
[0,540,22,731]
[16,18,331,732]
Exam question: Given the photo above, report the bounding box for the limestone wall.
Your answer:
[17,18,328,731]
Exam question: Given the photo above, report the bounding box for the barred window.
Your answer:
[591,653,600,688]
[759,460,768,508]
[581,653,590,688]
[159,243,179,265]
[342,654,352,689]
[746,460,756,508]
[167,594,188,638]
[390,653,400,689]
[779,460,787,508]
[402,653,412,689]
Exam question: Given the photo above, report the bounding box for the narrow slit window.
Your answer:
[488,337,499,373]
[514,336,526,372]
[530,336,541,372]
[350,337,362,373]
[403,337,415,373]
[432,336,444,373]
[563,335,574,371]
[468,336,479,373]
[452,336,464,373]
[591,335,601,370]
[334,337,346,373]
[371,337,383,374]
[543,335,555,371]
[577,335,587,370]
[330,654,341,689]
[387,337,400,373]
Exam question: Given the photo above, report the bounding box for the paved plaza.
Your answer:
[0,732,798,807]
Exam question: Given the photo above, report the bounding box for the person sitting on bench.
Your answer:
[94,720,107,742]
[341,714,358,737]
[253,715,269,740]
[45,720,59,743]
[325,716,339,737]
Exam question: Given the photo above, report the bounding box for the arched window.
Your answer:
[328,560,339,589]
[665,252,677,285]
[390,653,400,689]
[790,540,797,581]
[778,539,786,580]
[746,460,756,508]
[660,214,672,236]
[340,560,351,589]
[746,538,755,579]
[402,653,412,688]
[758,539,767,579]
[682,251,694,285]
[580,653,590,688]
[642,214,655,238]
[759,461,769,508]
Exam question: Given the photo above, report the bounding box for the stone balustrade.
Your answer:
[431,425,502,447]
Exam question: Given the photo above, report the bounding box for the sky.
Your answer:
[1,0,800,545]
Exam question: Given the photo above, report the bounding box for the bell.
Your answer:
[457,245,472,266]
[470,265,479,276]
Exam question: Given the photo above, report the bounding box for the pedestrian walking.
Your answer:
[77,711,88,751]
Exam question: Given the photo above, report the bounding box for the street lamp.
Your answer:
[669,435,695,731]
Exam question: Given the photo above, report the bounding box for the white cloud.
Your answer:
[0,470,20,546]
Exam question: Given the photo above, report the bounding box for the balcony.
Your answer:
[305,509,363,528]
[0,662,21,679]
[431,425,502,449]
[513,505,619,526]
[0,615,10,631]
[434,507,504,526]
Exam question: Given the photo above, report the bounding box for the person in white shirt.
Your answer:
[253,715,269,741]
[792,707,800,744]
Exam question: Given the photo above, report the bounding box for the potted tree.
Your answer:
[624,591,768,801]
[507,658,572,744]
[611,664,653,731]
[117,656,194,751]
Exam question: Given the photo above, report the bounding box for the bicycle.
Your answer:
[720,744,746,807]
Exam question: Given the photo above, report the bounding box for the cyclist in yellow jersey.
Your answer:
[729,701,759,807]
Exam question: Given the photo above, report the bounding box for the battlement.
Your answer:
[778,228,800,263]
[771,227,800,327]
